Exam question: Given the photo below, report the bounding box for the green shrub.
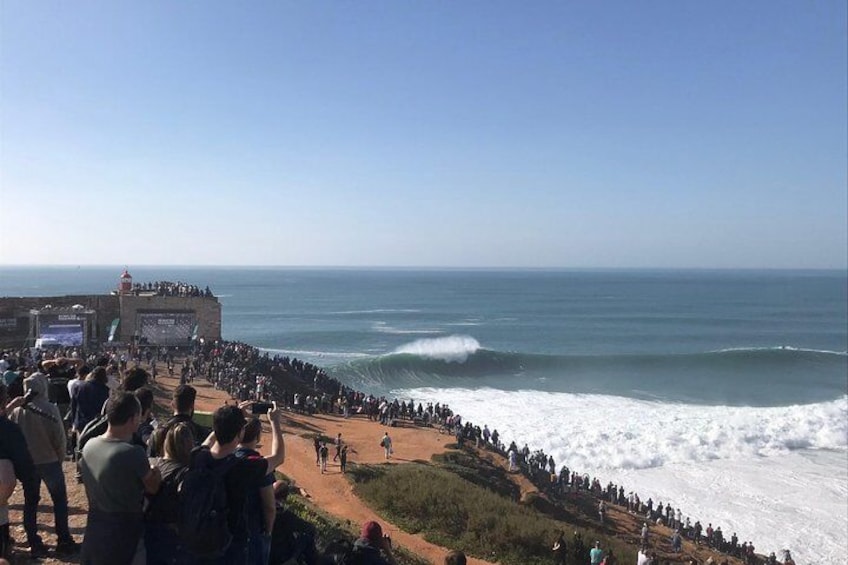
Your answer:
[349,462,637,565]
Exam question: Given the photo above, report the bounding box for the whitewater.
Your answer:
[394,386,847,564]
[382,337,848,565]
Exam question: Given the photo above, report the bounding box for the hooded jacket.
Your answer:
[10,374,66,465]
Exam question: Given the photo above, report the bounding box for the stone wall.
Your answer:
[0,294,221,349]
[117,295,222,343]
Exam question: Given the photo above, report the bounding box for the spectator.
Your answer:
[445,550,467,565]
[236,417,276,565]
[148,384,209,457]
[134,388,155,448]
[192,402,284,564]
[145,423,194,565]
[0,457,13,559]
[0,382,45,558]
[590,541,604,565]
[320,443,329,474]
[351,520,397,565]
[10,375,78,556]
[381,432,393,460]
[66,364,91,435]
[268,481,317,565]
[79,391,162,565]
[552,530,567,565]
[71,366,110,433]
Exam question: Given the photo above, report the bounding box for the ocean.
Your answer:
[2,267,846,563]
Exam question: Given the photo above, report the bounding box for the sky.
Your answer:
[1,1,846,269]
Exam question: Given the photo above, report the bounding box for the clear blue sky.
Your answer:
[1,1,846,268]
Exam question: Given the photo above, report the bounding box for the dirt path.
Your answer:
[165,373,496,565]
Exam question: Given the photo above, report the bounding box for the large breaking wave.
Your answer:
[328,336,848,406]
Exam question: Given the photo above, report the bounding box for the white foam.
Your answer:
[371,322,443,335]
[395,387,848,564]
[712,346,848,356]
[329,309,422,315]
[259,347,370,360]
[392,335,481,363]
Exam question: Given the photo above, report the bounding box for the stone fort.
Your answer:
[0,271,222,349]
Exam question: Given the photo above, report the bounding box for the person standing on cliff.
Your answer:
[319,443,329,474]
[339,445,349,474]
[589,541,604,565]
[79,392,162,565]
[380,432,392,459]
[313,436,321,466]
[551,530,567,565]
[0,382,44,558]
[10,375,78,556]
[333,433,342,462]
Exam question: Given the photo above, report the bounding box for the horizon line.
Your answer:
[1,264,846,273]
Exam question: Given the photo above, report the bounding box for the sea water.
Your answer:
[2,267,846,563]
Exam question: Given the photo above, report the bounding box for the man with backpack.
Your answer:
[148,384,209,457]
[235,417,276,565]
[183,401,285,564]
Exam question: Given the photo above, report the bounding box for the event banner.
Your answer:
[137,312,197,345]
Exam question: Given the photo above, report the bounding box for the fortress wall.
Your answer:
[0,294,221,348]
[117,295,222,343]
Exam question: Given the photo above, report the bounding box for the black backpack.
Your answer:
[178,448,239,558]
[145,461,188,525]
[77,414,109,454]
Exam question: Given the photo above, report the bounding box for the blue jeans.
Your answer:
[24,461,72,545]
[246,532,271,565]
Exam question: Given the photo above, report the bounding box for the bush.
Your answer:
[350,463,563,564]
[349,461,638,565]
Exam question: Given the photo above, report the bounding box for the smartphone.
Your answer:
[251,402,274,414]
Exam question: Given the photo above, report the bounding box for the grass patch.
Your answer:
[432,450,520,501]
[348,462,637,565]
[192,410,213,428]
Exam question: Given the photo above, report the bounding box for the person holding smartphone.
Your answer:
[351,520,397,565]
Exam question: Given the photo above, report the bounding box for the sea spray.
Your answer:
[392,335,481,362]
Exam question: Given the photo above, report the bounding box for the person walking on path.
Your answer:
[380,432,393,460]
[339,445,348,474]
[313,436,321,466]
[333,433,342,462]
[319,443,329,474]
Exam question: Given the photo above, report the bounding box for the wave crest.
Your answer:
[392,335,481,363]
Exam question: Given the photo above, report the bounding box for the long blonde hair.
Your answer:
[163,423,194,467]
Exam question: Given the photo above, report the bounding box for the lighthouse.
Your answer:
[119,269,133,294]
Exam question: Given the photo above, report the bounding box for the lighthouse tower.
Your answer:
[119,269,133,294]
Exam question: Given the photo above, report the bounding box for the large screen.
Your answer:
[38,314,84,346]
[137,312,196,345]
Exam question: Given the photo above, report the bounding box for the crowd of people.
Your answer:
[0,342,463,565]
[182,340,786,565]
[0,338,792,565]
[130,281,214,298]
